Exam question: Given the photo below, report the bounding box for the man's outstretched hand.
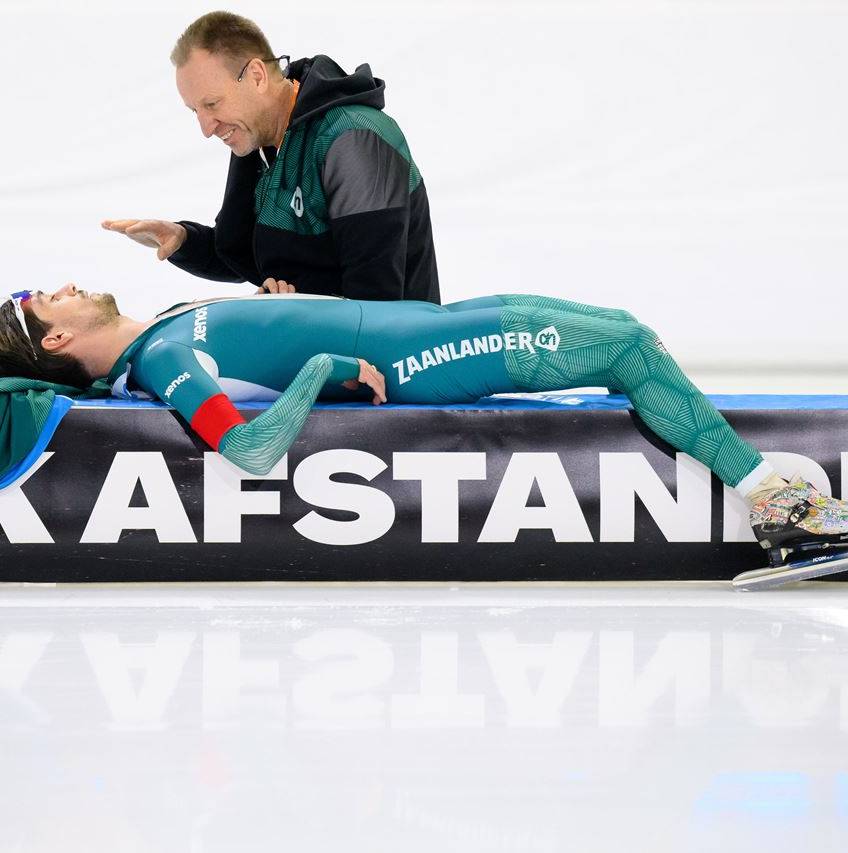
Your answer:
[343,359,387,405]
[101,219,187,261]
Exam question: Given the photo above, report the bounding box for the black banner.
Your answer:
[1,405,845,582]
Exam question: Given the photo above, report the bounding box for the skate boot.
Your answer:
[733,479,848,590]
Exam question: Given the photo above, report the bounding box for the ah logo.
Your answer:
[535,326,560,352]
[290,186,304,218]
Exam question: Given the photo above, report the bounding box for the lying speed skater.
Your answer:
[1,286,844,589]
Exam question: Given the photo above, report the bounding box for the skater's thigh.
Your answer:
[497,294,639,323]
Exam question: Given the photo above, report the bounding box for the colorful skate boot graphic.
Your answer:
[733,479,848,590]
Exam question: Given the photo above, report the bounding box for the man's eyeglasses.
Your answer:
[237,54,290,83]
[8,290,35,351]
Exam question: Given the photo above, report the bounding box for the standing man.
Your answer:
[103,11,440,303]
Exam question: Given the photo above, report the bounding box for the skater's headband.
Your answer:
[6,291,35,353]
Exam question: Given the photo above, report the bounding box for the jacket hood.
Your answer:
[288,55,385,126]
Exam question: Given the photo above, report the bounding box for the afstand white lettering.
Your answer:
[2,450,840,546]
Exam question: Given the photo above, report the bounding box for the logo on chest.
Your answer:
[290,186,304,218]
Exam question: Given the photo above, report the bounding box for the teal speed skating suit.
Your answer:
[105,294,762,483]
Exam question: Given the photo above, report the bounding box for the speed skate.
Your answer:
[733,477,848,590]
[732,543,848,590]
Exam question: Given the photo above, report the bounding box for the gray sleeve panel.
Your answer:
[322,130,410,219]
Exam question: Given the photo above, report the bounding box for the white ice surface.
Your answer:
[3,580,848,852]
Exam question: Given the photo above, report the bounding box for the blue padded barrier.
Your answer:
[0,395,73,490]
[73,393,848,411]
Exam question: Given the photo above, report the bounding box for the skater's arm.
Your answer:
[218,354,384,476]
[143,342,384,476]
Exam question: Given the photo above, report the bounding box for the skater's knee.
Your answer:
[614,308,639,324]
[632,322,666,352]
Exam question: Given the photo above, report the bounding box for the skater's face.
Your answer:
[176,49,274,156]
[23,284,119,340]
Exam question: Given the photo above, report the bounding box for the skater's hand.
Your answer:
[101,219,187,261]
[343,359,387,405]
[257,278,296,294]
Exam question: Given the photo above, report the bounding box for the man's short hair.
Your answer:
[0,300,92,388]
[171,11,279,74]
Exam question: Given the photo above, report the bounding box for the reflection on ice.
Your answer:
[3,581,848,852]
[4,583,848,731]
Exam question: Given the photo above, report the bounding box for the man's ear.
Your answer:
[40,328,74,353]
[251,58,270,93]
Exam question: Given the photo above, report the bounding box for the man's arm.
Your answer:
[105,153,265,284]
[101,218,246,282]
[170,151,269,284]
[321,129,411,300]
[168,220,248,283]
[143,341,384,476]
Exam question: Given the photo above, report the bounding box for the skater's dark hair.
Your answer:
[0,299,92,388]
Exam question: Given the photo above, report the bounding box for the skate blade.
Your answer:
[733,553,848,591]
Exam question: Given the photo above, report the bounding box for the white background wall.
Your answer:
[1,0,846,390]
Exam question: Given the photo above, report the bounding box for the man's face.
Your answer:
[176,49,268,156]
[26,284,119,336]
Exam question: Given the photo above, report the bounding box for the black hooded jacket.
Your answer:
[169,55,440,303]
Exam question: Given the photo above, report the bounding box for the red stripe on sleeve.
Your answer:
[190,394,247,450]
